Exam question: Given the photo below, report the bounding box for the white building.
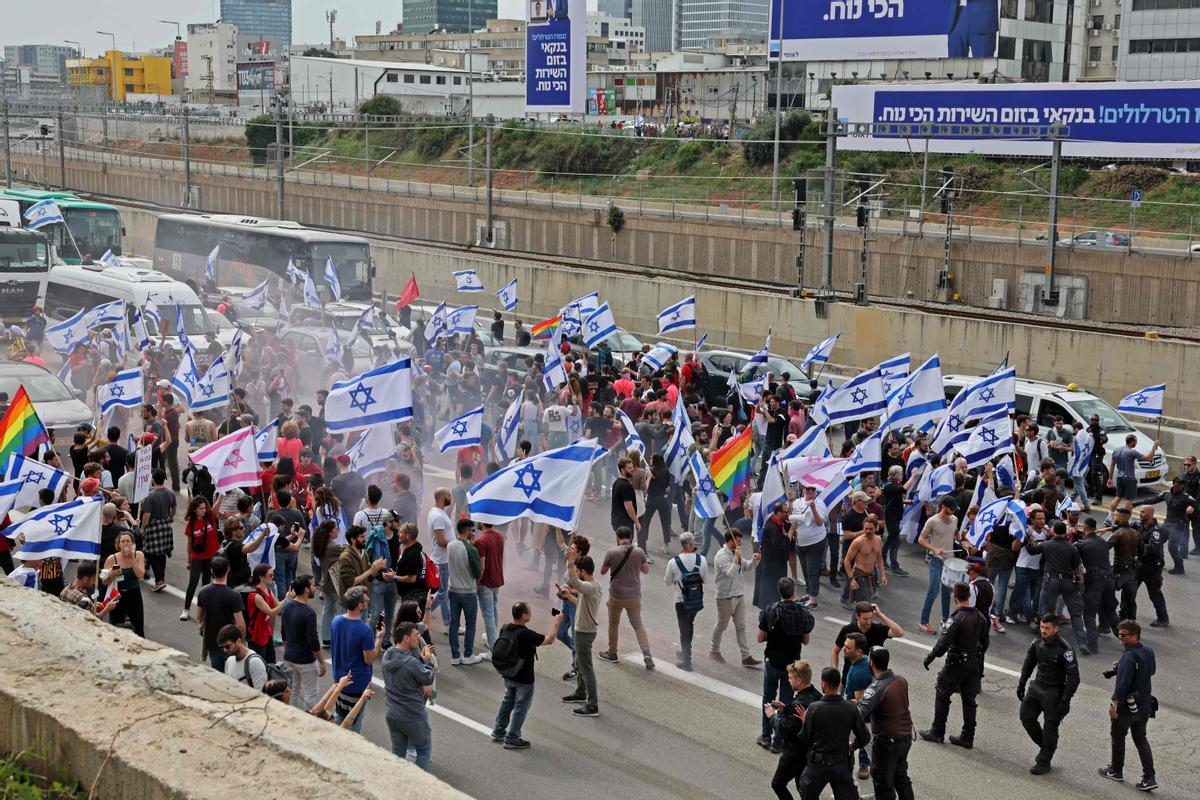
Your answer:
[186,22,239,96]
[676,0,768,52]
[1070,0,1123,80]
[1116,0,1198,80]
[588,14,646,64]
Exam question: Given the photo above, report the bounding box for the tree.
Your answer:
[244,113,275,166]
[359,95,403,119]
[303,47,338,58]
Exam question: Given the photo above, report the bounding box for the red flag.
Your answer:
[395,275,419,309]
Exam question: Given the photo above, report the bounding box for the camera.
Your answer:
[551,608,561,617]
[1102,667,1118,680]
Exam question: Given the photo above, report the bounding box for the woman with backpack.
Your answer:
[246,563,290,663]
[181,496,221,622]
[310,486,348,546]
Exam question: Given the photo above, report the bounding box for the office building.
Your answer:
[632,0,677,52]
[186,22,239,96]
[402,0,500,34]
[676,0,769,51]
[2,44,77,101]
[1071,0,1122,80]
[1116,0,1198,80]
[219,0,293,50]
[67,51,173,102]
[587,14,646,64]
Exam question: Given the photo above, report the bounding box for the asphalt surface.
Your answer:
[95,439,1197,800]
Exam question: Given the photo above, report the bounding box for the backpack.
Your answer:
[674,554,704,612]
[423,554,441,591]
[491,624,525,678]
[1139,527,1165,567]
[241,652,294,690]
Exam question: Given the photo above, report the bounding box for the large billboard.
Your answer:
[525,0,586,113]
[769,0,997,61]
[832,81,1200,159]
[236,62,275,93]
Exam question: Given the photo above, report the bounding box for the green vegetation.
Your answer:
[0,752,84,799]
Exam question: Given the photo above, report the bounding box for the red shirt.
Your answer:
[276,437,302,464]
[613,377,635,400]
[475,527,505,588]
[455,445,484,477]
[184,513,221,561]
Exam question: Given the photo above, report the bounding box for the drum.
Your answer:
[941,557,970,588]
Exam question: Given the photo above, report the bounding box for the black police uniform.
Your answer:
[1076,533,1120,650]
[922,603,989,744]
[770,684,823,800]
[1182,468,1200,553]
[798,693,870,800]
[1017,633,1081,769]
[1133,520,1169,625]
[1023,535,1087,647]
[1146,487,1196,572]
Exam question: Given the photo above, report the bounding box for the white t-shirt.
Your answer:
[225,651,268,690]
[427,506,452,563]
[1016,526,1047,569]
[543,404,569,432]
[790,502,827,547]
[354,506,388,530]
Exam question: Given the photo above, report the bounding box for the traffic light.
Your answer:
[39,124,49,137]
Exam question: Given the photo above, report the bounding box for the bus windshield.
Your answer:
[63,208,123,262]
[311,242,370,298]
[0,239,49,271]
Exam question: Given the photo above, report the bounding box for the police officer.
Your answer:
[1145,476,1195,575]
[1098,620,1158,791]
[856,648,914,800]
[1022,521,1089,653]
[918,581,989,749]
[796,666,871,800]
[1075,517,1121,652]
[1131,505,1170,628]
[1016,613,1080,775]
[1105,508,1141,621]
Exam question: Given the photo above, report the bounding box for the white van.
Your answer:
[943,374,1168,488]
[44,262,219,365]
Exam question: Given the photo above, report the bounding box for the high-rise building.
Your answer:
[2,44,78,101]
[402,0,500,34]
[219,0,293,50]
[631,0,675,52]
[676,0,768,51]
[598,0,633,18]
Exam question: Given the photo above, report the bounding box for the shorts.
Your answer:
[1116,477,1138,500]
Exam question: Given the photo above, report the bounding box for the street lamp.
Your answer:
[96,32,117,105]
[159,20,182,40]
[96,31,117,54]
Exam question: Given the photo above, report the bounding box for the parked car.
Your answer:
[204,308,246,351]
[212,285,281,330]
[0,362,93,444]
[483,345,544,383]
[281,326,376,387]
[289,302,411,351]
[698,349,807,407]
[1057,230,1130,248]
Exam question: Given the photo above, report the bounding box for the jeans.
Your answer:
[871,735,915,800]
[990,567,1013,620]
[492,679,535,743]
[1165,521,1189,570]
[641,494,672,549]
[386,715,432,770]
[321,589,338,644]
[557,598,576,657]
[275,550,298,600]
[883,523,903,570]
[478,585,500,650]
[711,595,751,659]
[1110,709,1154,780]
[761,662,794,745]
[798,542,825,599]
[287,659,321,712]
[183,558,211,610]
[674,602,699,664]
[432,561,451,628]
[574,630,598,705]
[920,556,951,625]
[370,579,398,647]
[1009,566,1044,622]
[699,518,722,559]
[448,590,479,659]
[335,692,369,733]
[208,651,228,672]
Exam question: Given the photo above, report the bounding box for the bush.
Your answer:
[1091,164,1168,196]
[741,110,814,168]
[607,204,625,233]
[244,113,275,166]
[412,126,463,159]
[358,95,403,119]
[674,141,707,172]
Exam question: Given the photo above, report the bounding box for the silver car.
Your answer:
[0,362,94,444]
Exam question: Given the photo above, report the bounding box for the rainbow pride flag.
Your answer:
[531,315,561,340]
[0,386,50,468]
[710,425,752,504]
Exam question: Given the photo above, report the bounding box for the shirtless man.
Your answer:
[844,515,888,603]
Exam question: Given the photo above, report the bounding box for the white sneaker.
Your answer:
[462,654,485,665]
[178,609,189,621]
[478,651,492,662]
[451,657,463,666]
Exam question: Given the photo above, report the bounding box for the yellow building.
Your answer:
[67,51,172,101]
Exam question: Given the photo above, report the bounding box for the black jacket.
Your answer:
[931,605,989,664]
[1019,635,1080,699]
[800,693,870,759]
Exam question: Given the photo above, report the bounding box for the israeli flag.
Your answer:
[1069,428,1093,479]
[663,392,695,481]
[1007,502,1029,543]
[275,296,290,336]
[84,299,125,330]
[570,292,600,319]
[325,358,413,433]
[755,455,788,542]
[736,377,766,405]
[959,410,1012,469]
[810,382,833,426]
[245,523,279,570]
[423,302,447,344]
[243,278,270,311]
[175,305,192,354]
[324,324,345,365]
[877,353,910,396]
[542,343,569,392]
[816,475,854,518]
[45,307,89,354]
[778,419,832,461]
[0,478,25,522]
[191,356,231,412]
[996,453,1018,491]
[918,463,956,505]
[254,419,279,462]
[303,271,322,308]
[324,256,342,302]
[582,302,618,348]
[436,406,484,453]
[495,397,523,462]
[885,355,945,434]
[286,258,305,286]
[143,299,162,333]
[966,497,1018,550]
[4,495,102,560]
[496,279,519,312]
[843,427,884,478]
[617,408,645,457]
[205,245,220,283]
[969,473,998,518]
[454,269,485,292]
[657,295,696,334]
[354,305,375,333]
[689,451,725,519]
[929,368,1016,457]
[345,426,394,477]
[466,439,601,530]
[746,329,772,369]
[98,249,121,268]
[22,199,64,230]
[559,302,582,339]
[6,565,39,589]
[171,347,201,406]
[227,329,244,377]
[97,368,143,415]
[445,305,478,335]
[1117,383,1165,417]
[56,359,73,384]
[822,367,887,424]
[642,342,678,371]
[800,332,839,370]
[694,332,707,356]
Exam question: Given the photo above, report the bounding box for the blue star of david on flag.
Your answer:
[850,387,869,405]
[349,383,376,413]
[435,405,484,453]
[1117,384,1165,417]
[512,463,544,499]
[50,514,73,535]
[451,420,468,436]
[978,387,996,403]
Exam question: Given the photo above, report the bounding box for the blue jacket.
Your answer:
[1112,642,1155,712]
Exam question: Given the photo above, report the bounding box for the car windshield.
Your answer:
[0,372,76,402]
[207,310,236,331]
[739,356,805,380]
[1067,397,1132,433]
[610,331,642,351]
[310,243,370,298]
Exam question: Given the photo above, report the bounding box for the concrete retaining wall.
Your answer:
[0,581,468,800]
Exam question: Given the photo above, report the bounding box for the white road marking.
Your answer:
[620,654,762,708]
[822,615,1022,678]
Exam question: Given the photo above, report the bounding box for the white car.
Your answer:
[204,308,246,351]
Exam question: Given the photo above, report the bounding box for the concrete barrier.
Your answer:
[0,581,469,800]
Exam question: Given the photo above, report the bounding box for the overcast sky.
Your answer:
[2,0,535,56]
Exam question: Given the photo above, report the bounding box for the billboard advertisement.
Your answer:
[768,0,997,61]
[525,0,586,113]
[236,62,275,92]
[173,41,189,78]
[832,81,1200,159]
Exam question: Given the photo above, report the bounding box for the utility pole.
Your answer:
[364,117,369,178]
[790,177,806,296]
[485,114,494,245]
[182,105,192,207]
[770,0,787,205]
[855,182,869,305]
[939,166,955,301]
[326,9,338,49]
[57,108,67,190]
[917,131,929,236]
[467,0,475,184]
[2,100,11,189]
[275,95,285,219]
[100,103,109,150]
[819,108,837,296]
[1042,122,1064,303]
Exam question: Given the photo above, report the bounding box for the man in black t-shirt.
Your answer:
[394,523,427,607]
[196,556,246,672]
[756,577,814,751]
[831,601,904,670]
[490,601,558,749]
[610,457,640,534]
